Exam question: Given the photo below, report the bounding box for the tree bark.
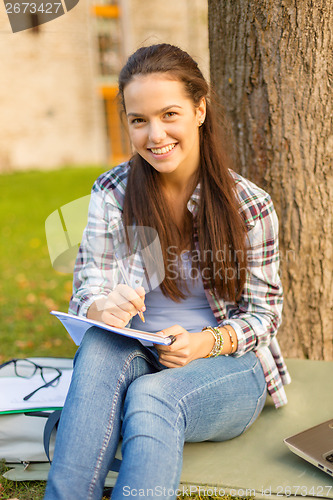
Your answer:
[208,0,332,360]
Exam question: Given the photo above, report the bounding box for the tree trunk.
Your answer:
[208,0,332,360]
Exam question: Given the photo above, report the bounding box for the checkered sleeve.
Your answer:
[221,193,283,357]
[68,178,123,317]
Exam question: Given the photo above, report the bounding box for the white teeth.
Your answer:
[150,143,176,155]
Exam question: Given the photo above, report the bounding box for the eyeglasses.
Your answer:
[0,358,62,401]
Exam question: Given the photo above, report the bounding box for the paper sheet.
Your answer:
[0,369,72,413]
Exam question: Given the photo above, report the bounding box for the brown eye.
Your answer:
[131,118,145,124]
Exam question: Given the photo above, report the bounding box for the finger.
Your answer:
[158,346,190,359]
[134,286,146,318]
[100,309,131,328]
[135,286,146,300]
[104,295,136,320]
[155,327,185,349]
[158,354,189,368]
[156,331,188,352]
[114,284,146,313]
[108,288,143,316]
[155,339,179,353]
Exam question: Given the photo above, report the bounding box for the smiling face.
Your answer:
[123,73,206,187]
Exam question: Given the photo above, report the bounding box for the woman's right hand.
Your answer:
[87,284,146,328]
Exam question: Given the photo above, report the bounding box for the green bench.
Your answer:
[4,359,333,498]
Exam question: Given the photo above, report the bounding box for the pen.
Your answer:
[114,252,145,323]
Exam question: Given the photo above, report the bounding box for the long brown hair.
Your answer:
[118,44,247,302]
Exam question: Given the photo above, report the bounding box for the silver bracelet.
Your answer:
[224,327,235,354]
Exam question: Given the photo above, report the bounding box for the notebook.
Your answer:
[284,419,333,477]
[50,310,174,346]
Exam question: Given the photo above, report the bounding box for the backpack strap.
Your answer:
[43,410,122,472]
[109,457,122,473]
[43,409,62,463]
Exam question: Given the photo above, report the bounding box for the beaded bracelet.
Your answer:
[224,327,235,354]
[202,326,224,358]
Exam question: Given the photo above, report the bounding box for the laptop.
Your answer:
[284,419,333,477]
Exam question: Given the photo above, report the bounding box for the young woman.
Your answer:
[44,44,291,500]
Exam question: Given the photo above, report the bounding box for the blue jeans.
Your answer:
[44,326,266,500]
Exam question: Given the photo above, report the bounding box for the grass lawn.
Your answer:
[0,165,108,363]
[0,166,245,500]
[0,460,111,500]
[0,456,241,500]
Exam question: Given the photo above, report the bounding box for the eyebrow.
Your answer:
[127,105,182,118]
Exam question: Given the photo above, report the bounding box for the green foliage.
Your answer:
[0,166,106,363]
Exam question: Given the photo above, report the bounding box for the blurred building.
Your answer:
[0,0,208,171]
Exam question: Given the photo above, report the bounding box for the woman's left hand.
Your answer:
[154,325,215,368]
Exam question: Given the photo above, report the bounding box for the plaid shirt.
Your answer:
[70,162,291,408]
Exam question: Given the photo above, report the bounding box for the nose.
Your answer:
[148,120,167,144]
